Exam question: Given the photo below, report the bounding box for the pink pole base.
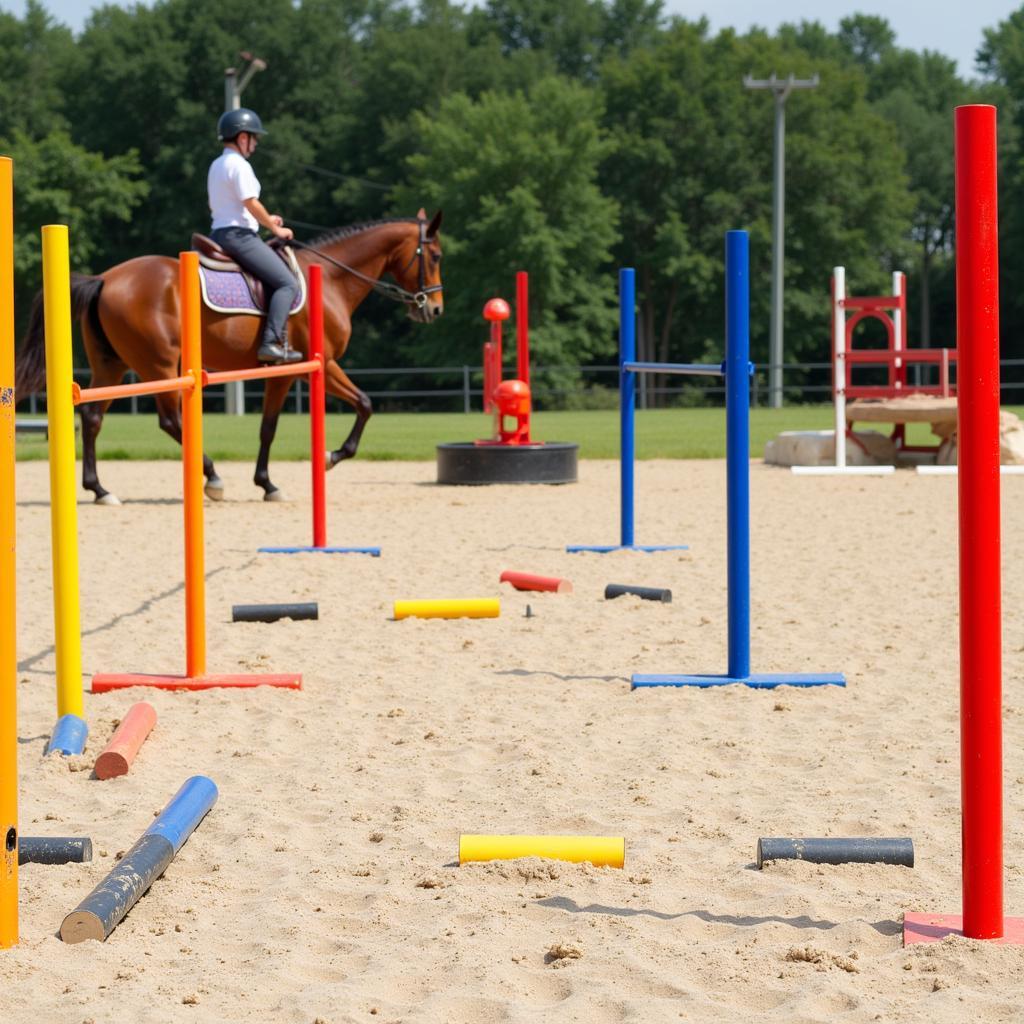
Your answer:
[92,672,301,693]
[904,912,1024,945]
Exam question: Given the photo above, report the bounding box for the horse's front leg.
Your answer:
[324,361,372,467]
[154,392,224,500]
[254,376,292,500]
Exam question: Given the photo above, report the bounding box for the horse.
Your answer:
[15,209,444,504]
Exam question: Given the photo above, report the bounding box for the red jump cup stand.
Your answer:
[436,270,577,484]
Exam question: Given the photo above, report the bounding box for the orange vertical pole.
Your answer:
[179,253,206,679]
[0,156,18,948]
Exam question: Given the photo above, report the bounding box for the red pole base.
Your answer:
[904,912,1024,945]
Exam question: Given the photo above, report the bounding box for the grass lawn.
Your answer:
[16,406,994,462]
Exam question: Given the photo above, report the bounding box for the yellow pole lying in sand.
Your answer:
[0,156,18,948]
[394,598,500,620]
[459,835,625,869]
[42,225,83,720]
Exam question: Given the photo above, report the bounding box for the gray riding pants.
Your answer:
[211,227,299,345]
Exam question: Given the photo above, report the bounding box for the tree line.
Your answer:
[4,0,1024,406]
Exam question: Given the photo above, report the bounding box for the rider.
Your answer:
[208,108,302,364]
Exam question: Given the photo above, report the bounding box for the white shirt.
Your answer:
[208,148,260,231]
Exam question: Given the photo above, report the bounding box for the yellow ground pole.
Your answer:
[394,598,500,620]
[42,225,83,719]
[0,157,18,947]
[179,252,206,678]
[459,835,625,869]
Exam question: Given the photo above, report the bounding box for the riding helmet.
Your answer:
[217,108,267,141]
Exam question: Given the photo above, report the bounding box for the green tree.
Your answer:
[0,0,78,139]
[392,76,619,382]
[598,20,913,399]
[2,128,147,323]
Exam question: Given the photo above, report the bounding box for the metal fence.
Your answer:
[17,357,1024,414]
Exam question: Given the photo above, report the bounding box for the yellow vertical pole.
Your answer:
[42,226,83,719]
[0,157,19,948]
[179,252,206,678]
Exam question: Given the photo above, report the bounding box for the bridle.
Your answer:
[287,218,442,310]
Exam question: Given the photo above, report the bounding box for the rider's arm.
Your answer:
[242,197,293,240]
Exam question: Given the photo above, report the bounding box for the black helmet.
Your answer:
[217,108,267,142]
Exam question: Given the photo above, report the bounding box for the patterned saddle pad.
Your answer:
[196,246,307,317]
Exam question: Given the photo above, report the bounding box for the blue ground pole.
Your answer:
[59,776,218,943]
[631,230,845,690]
[46,713,88,757]
[567,268,689,554]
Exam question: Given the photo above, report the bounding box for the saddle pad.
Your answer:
[197,247,307,317]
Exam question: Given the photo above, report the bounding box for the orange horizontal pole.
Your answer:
[205,359,319,386]
[74,374,194,405]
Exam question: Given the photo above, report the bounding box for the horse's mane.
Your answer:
[308,218,417,248]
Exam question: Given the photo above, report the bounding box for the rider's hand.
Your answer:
[273,224,294,241]
[270,214,285,227]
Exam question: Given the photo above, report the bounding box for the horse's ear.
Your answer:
[427,209,443,238]
[416,207,427,220]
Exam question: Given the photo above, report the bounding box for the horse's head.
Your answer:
[391,209,444,323]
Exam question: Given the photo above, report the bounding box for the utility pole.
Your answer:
[743,72,819,408]
[222,52,267,416]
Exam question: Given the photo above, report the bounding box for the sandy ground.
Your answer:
[2,455,1024,1023]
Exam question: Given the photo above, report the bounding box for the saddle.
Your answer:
[190,233,306,317]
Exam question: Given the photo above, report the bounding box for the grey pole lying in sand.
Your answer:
[604,584,672,603]
[756,837,914,869]
[59,776,217,943]
[19,837,92,866]
[231,602,318,623]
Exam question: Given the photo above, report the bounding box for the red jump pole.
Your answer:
[904,104,1023,946]
[309,265,327,549]
[956,104,1003,940]
[516,271,529,385]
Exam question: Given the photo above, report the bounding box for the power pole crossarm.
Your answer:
[744,73,820,409]
[221,52,268,415]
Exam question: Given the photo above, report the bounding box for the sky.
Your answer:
[0,0,1020,76]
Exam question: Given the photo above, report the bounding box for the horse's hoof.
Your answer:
[205,478,225,501]
[263,489,287,503]
[324,451,334,472]
[95,492,122,507]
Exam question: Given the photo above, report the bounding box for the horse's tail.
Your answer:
[15,273,106,399]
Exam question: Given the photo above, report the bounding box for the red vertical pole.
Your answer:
[516,271,529,385]
[309,265,327,549]
[955,104,1003,940]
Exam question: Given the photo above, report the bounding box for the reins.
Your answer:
[286,220,442,310]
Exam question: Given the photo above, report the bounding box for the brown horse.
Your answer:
[15,210,444,504]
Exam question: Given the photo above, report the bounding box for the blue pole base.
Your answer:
[631,672,846,690]
[46,713,89,756]
[258,545,381,556]
[566,544,689,554]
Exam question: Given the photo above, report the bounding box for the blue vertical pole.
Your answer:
[725,232,751,679]
[620,268,636,548]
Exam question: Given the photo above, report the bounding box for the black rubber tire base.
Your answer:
[436,442,578,485]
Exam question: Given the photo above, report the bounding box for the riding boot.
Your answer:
[257,339,303,365]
